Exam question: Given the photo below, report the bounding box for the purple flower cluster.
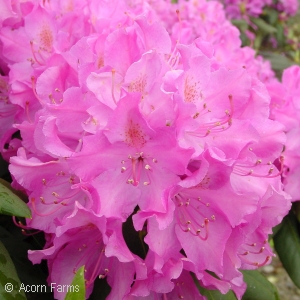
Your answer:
[217,0,298,19]
[0,0,292,299]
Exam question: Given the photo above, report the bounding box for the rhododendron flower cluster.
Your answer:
[215,0,298,19]
[149,0,278,85]
[218,0,272,19]
[268,66,300,202]
[0,0,291,299]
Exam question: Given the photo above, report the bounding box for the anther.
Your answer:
[49,93,56,104]
[143,181,150,185]
[193,112,199,119]
[145,164,151,170]
[121,167,126,173]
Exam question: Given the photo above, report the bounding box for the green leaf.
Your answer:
[259,51,295,72]
[270,222,283,239]
[0,181,31,218]
[231,19,249,32]
[251,18,277,34]
[274,211,300,289]
[241,270,279,300]
[275,24,285,48]
[0,240,27,300]
[254,33,263,51]
[65,266,86,300]
[263,7,279,25]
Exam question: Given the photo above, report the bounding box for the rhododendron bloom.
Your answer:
[0,0,292,299]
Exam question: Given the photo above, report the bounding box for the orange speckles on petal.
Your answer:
[124,120,147,148]
[196,174,210,189]
[184,76,202,103]
[0,78,8,91]
[128,75,147,94]
[39,24,53,52]
[97,56,104,69]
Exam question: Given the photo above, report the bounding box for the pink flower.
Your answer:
[69,93,192,220]
[29,203,141,300]
[0,0,292,299]
[10,147,100,232]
